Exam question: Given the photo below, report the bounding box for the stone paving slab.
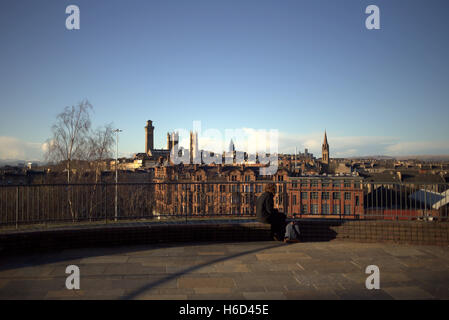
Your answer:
[0,241,448,300]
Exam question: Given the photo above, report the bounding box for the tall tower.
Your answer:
[167,132,179,151]
[190,131,199,164]
[229,139,235,152]
[167,133,171,150]
[322,130,329,165]
[145,120,154,156]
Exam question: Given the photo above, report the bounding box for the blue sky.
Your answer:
[0,0,448,160]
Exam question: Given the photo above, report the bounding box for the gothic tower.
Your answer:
[190,131,199,164]
[167,132,179,151]
[322,130,329,165]
[145,120,154,156]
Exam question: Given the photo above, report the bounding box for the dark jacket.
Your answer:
[256,191,277,223]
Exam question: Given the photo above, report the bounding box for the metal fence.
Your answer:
[0,181,447,228]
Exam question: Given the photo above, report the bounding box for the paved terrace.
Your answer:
[1,240,449,300]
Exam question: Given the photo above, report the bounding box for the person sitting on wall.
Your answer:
[256,183,287,241]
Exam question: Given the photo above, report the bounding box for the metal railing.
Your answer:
[0,181,447,228]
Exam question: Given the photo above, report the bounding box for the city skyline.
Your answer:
[1,0,449,161]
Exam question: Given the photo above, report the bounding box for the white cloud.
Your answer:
[0,136,46,160]
[385,141,449,156]
[170,128,449,157]
[2,131,448,162]
[175,127,280,154]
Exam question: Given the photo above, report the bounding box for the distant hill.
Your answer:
[0,159,43,167]
[347,155,395,160]
[347,155,449,162]
[394,155,449,162]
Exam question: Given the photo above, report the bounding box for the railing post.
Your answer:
[15,186,19,229]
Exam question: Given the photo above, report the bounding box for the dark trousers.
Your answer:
[266,212,287,238]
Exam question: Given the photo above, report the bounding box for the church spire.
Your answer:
[323,130,328,147]
[322,130,329,165]
[229,139,235,152]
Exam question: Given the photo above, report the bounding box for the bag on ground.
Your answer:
[284,221,301,242]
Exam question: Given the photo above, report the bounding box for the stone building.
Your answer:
[152,163,364,218]
[144,120,178,162]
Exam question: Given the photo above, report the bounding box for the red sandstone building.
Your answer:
[153,164,364,219]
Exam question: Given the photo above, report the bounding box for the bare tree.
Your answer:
[86,124,114,220]
[45,100,116,221]
[87,123,114,182]
[45,100,93,183]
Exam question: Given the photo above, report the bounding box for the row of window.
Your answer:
[291,181,361,188]
[163,192,360,204]
[159,182,361,192]
[169,204,354,215]
[301,204,354,214]
[292,192,354,201]
[292,193,360,206]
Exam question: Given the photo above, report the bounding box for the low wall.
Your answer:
[0,221,272,254]
[0,220,448,254]
[332,220,449,246]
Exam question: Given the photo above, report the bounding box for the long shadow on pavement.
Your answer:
[121,242,287,300]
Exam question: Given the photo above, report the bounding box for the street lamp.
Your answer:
[113,129,123,222]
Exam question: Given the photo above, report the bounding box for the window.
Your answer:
[321,192,330,200]
[344,204,351,214]
[333,192,340,200]
[344,181,351,188]
[220,185,226,192]
[301,204,308,213]
[311,204,318,214]
[301,192,308,199]
[321,204,330,214]
[333,204,340,214]
[333,181,341,187]
[311,180,318,187]
[292,182,298,188]
[292,194,297,205]
[301,181,309,188]
[354,183,360,189]
[311,192,318,200]
[344,192,351,200]
[322,182,330,187]
[355,195,360,206]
